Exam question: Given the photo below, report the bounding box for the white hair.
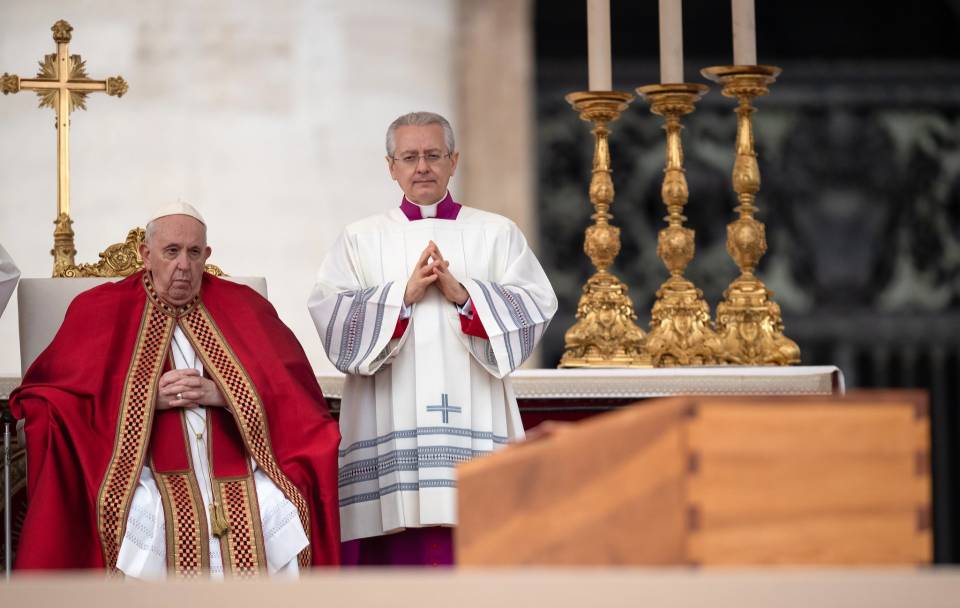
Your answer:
[144,220,158,244]
[144,216,207,245]
[385,111,456,157]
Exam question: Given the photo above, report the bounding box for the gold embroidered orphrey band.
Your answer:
[96,293,172,572]
[152,450,267,577]
[95,275,312,575]
[180,302,312,569]
[153,468,211,577]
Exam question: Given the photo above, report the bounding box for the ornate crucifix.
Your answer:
[1,19,127,275]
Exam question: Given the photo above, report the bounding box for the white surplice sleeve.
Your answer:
[307,232,407,376]
[458,222,558,378]
[0,243,21,317]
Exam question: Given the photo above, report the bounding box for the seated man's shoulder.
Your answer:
[69,273,141,311]
[202,276,289,332]
[205,274,269,306]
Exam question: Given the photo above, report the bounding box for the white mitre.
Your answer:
[148,201,206,225]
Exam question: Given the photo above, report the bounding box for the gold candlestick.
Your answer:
[701,65,799,365]
[559,91,649,368]
[636,83,723,367]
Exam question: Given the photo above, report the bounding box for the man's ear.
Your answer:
[203,246,212,263]
[139,243,151,271]
[449,151,460,176]
[387,156,399,181]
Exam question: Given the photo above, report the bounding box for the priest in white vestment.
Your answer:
[308,112,557,565]
[0,242,20,317]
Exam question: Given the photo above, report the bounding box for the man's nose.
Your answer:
[415,156,431,172]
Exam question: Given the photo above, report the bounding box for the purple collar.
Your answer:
[400,192,461,221]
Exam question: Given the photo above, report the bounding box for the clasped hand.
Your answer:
[404,241,468,307]
[157,368,226,410]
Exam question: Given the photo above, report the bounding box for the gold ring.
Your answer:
[177,392,183,400]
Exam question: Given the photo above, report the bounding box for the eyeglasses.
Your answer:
[391,152,452,167]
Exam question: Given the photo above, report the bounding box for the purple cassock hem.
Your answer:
[341,527,455,566]
[400,192,462,221]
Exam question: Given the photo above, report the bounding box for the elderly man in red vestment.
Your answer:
[10,203,340,577]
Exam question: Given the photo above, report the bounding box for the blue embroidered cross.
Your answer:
[426,393,462,424]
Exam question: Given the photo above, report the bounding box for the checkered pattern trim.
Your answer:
[97,298,174,570]
[181,303,312,568]
[215,478,266,577]
[155,471,209,578]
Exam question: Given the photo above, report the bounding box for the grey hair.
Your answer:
[385,111,455,157]
[144,220,158,244]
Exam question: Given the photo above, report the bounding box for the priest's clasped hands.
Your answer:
[403,240,469,307]
[157,368,227,410]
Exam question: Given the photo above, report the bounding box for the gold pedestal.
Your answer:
[637,83,723,367]
[559,91,650,368]
[701,65,800,365]
[51,212,77,276]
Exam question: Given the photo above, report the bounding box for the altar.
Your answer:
[314,365,844,428]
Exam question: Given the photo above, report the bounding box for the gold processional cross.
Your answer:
[1,19,127,276]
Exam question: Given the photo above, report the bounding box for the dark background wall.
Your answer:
[534,1,960,562]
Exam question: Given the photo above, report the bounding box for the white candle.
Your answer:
[587,0,612,90]
[732,0,757,65]
[658,0,683,83]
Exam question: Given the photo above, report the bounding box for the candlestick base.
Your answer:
[701,65,800,365]
[559,91,651,368]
